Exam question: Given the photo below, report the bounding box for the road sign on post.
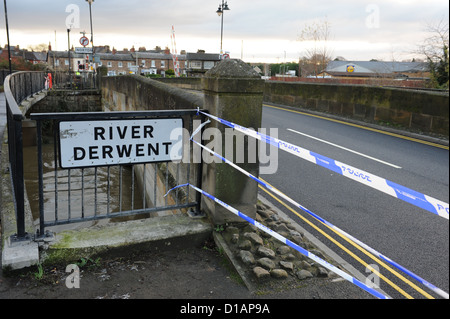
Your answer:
[80,36,89,47]
[75,47,93,54]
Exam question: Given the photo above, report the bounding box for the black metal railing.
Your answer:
[3,70,97,240]
[51,71,99,90]
[4,71,45,240]
[30,110,204,236]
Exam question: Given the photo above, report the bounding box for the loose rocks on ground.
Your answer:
[219,201,341,294]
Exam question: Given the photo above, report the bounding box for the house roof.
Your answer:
[131,52,187,61]
[325,60,428,75]
[96,53,135,61]
[49,51,86,59]
[186,52,220,61]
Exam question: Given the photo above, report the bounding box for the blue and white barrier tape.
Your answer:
[199,111,449,220]
[165,183,390,299]
[190,138,449,299]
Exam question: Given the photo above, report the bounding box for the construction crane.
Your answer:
[170,25,181,77]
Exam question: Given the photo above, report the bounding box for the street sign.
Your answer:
[59,118,184,168]
[75,47,93,54]
[80,36,89,47]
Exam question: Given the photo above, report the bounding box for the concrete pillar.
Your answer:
[201,59,264,225]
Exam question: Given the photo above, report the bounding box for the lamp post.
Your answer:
[86,1,95,65]
[216,0,230,54]
[67,28,71,74]
[3,0,12,75]
[86,0,95,87]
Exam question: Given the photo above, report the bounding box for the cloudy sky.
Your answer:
[1,0,448,63]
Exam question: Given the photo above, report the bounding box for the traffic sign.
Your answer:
[80,36,89,47]
[75,47,93,54]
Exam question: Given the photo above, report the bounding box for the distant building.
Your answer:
[185,52,221,77]
[1,45,48,69]
[320,60,429,80]
[131,51,186,76]
[97,53,135,76]
[14,44,221,78]
[47,51,88,72]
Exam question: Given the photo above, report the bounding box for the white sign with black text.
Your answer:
[59,118,183,168]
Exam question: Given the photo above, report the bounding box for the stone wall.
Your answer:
[101,75,203,212]
[21,90,103,147]
[264,81,449,136]
[26,90,102,115]
[102,75,203,112]
[155,77,202,91]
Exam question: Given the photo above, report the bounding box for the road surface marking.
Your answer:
[264,104,449,150]
[287,128,402,169]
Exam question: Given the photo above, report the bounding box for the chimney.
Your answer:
[112,47,117,55]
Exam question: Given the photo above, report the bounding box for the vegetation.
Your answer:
[0,57,46,72]
[419,19,449,89]
[297,19,333,76]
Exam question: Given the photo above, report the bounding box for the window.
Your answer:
[161,61,166,68]
[118,62,123,68]
[107,61,112,67]
[190,61,202,69]
[151,60,156,67]
[204,61,214,69]
[55,60,60,66]
[65,59,69,66]
[142,60,146,66]
[128,62,133,68]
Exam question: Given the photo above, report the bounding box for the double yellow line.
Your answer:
[259,104,444,297]
[263,104,449,150]
[258,180,435,299]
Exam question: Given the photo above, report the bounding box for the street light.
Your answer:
[86,0,95,87]
[86,0,95,70]
[216,0,230,54]
[3,0,12,75]
[67,28,72,74]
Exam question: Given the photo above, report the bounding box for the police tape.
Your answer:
[198,111,449,220]
[190,138,449,299]
[164,183,391,300]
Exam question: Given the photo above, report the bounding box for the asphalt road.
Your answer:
[259,104,449,299]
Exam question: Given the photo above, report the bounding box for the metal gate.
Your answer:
[30,109,204,237]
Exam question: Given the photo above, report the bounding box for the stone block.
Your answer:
[201,59,263,225]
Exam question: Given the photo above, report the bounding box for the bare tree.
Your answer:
[27,43,48,52]
[418,19,449,88]
[298,18,334,77]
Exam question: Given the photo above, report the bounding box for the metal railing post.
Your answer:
[13,118,26,238]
